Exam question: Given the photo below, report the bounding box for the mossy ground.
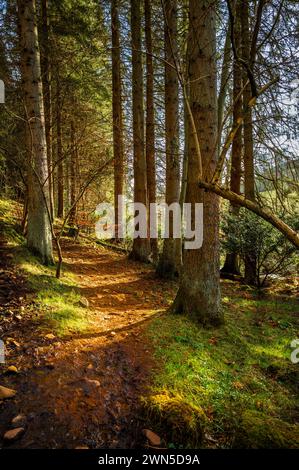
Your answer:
[0,198,94,336]
[145,289,299,447]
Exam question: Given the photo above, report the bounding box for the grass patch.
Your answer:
[145,294,299,448]
[0,198,93,336]
[0,198,24,246]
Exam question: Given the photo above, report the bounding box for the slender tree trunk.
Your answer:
[241,0,257,285]
[144,0,158,262]
[179,91,188,210]
[69,119,77,226]
[111,0,124,241]
[172,0,222,326]
[56,67,64,219]
[157,0,181,278]
[130,0,151,262]
[40,0,54,220]
[221,0,242,276]
[179,43,190,212]
[217,20,231,157]
[17,0,53,265]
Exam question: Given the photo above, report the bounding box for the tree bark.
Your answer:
[172,0,222,326]
[241,0,257,285]
[217,20,231,157]
[68,119,77,226]
[144,0,158,262]
[130,0,151,262]
[17,0,53,265]
[157,0,181,278]
[56,66,64,219]
[111,0,124,241]
[40,0,54,220]
[221,0,242,276]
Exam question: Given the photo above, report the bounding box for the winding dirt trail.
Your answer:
[0,239,176,449]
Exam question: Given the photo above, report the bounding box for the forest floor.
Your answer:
[0,199,299,449]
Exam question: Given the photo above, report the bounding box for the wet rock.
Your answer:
[3,427,25,442]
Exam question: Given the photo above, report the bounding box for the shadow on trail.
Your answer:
[0,327,155,449]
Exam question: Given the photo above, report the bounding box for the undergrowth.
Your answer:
[0,198,93,336]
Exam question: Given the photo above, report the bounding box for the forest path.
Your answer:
[0,239,175,449]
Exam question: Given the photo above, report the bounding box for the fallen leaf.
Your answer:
[3,427,25,442]
[232,381,245,390]
[0,385,17,399]
[143,429,161,446]
[44,333,55,340]
[6,365,18,374]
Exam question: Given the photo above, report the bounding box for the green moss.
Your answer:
[146,293,298,447]
[141,392,207,448]
[0,199,25,246]
[234,410,299,448]
[0,198,94,336]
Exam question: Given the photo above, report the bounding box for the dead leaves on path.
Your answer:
[0,239,170,448]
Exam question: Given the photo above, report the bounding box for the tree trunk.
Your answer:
[40,0,54,220]
[241,0,257,285]
[144,0,158,262]
[56,67,64,219]
[157,0,181,278]
[111,0,124,241]
[17,0,53,265]
[179,90,189,211]
[217,19,231,157]
[69,119,77,226]
[221,0,242,276]
[130,0,151,262]
[172,0,222,326]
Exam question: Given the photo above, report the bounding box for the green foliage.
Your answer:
[221,208,299,286]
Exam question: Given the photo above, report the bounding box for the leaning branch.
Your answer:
[198,180,299,249]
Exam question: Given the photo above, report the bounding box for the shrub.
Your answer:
[221,209,299,287]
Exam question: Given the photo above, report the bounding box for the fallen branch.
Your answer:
[198,180,299,249]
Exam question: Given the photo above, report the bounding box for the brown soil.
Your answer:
[0,238,175,449]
